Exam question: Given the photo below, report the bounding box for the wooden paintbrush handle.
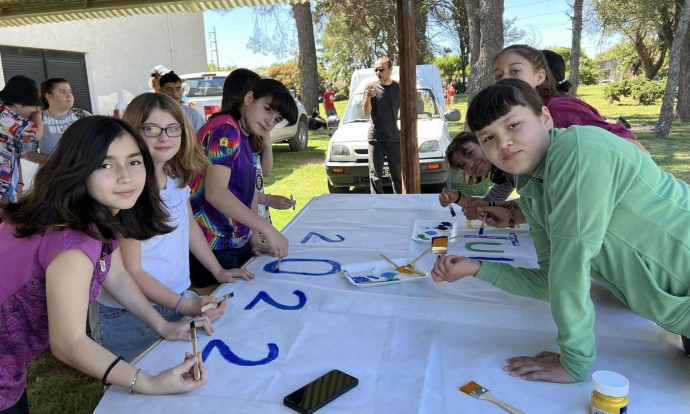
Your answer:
[485,393,525,414]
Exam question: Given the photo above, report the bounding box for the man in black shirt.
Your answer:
[361,57,402,194]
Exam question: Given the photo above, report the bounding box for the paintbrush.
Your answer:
[277,257,282,271]
[407,235,460,267]
[190,321,200,380]
[290,194,295,210]
[449,204,457,217]
[378,253,425,276]
[459,381,525,414]
[200,292,234,313]
[478,213,487,235]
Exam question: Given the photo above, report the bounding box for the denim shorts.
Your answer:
[88,301,183,362]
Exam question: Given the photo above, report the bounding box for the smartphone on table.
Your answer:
[283,369,359,414]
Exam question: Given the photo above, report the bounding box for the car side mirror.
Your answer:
[327,115,340,130]
[445,109,461,122]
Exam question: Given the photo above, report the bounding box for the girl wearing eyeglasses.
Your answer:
[89,93,254,362]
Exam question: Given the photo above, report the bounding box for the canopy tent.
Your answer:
[0,0,308,27]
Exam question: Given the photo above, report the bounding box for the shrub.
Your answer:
[603,81,630,103]
[629,78,665,105]
[603,78,664,105]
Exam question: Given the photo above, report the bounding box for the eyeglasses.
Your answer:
[141,125,183,138]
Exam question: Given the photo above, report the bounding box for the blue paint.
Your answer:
[300,231,345,244]
[435,221,452,230]
[244,290,307,310]
[202,339,279,366]
[351,272,399,284]
[263,258,341,276]
[352,276,372,283]
[463,232,520,246]
[468,256,515,262]
[425,230,439,236]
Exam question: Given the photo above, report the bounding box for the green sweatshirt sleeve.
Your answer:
[476,225,551,301]
[539,127,635,381]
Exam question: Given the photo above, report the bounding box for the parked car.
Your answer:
[179,71,309,151]
[325,64,461,193]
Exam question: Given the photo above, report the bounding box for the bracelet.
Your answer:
[175,294,185,315]
[264,194,271,207]
[453,191,462,204]
[129,368,142,395]
[17,182,24,185]
[102,355,124,386]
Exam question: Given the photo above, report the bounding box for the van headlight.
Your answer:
[330,144,351,156]
[419,140,440,153]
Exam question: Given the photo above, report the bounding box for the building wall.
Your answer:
[0,12,208,114]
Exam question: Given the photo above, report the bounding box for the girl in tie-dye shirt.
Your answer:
[189,78,298,295]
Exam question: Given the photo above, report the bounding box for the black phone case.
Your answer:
[283,370,359,414]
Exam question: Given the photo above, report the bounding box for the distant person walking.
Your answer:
[323,83,337,135]
[361,57,402,194]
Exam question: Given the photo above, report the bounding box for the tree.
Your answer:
[428,0,470,87]
[266,61,301,91]
[569,0,584,94]
[465,0,504,98]
[589,0,677,79]
[246,5,298,61]
[292,2,320,116]
[434,54,464,84]
[677,27,690,120]
[656,0,690,138]
[247,4,319,123]
[316,0,433,82]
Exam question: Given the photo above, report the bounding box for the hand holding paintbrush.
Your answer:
[200,292,234,313]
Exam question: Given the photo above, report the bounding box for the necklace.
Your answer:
[238,119,250,136]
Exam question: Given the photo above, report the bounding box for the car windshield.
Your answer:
[183,76,225,98]
[341,88,440,124]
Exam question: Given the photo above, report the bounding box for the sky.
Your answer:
[202,0,612,70]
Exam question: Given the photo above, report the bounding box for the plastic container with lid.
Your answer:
[591,370,629,414]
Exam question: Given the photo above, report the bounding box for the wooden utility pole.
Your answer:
[397,0,420,194]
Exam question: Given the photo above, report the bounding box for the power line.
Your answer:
[506,0,557,10]
[512,10,570,20]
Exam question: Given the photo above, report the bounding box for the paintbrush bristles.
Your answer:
[459,380,482,396]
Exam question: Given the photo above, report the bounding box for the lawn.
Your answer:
[26,84,690,413]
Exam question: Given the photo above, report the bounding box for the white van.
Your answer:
[325,65,460,193]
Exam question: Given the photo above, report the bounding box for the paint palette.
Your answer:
[342,258,429,288]
[411,220,457,243]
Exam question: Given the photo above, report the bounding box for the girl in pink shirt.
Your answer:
[0,116,212,413]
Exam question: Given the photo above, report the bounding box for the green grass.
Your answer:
[26,84,690,414]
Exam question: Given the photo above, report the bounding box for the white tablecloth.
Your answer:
[95,194,690,413]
